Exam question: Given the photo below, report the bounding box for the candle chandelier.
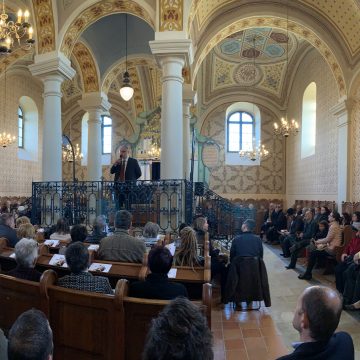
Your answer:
[239,141,270,162]
[0,0,34,54]
[273,0,300,137]
[62,143,83,163]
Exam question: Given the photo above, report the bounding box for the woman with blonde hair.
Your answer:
[17,223,35,240]
[173,227,204,268]
[15,216,30,229]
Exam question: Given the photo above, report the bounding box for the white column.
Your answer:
[78,92,111,181]
[29,52,76,181]
[183,100,191,179]
[159,56,185,179]
[331,99,354,206]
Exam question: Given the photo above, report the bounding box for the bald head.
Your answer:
[119,145,129,159]
[294,286,342,342]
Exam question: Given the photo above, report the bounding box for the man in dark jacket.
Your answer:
[280,208,304,257]
[130,246,188,300]
[230,219,263,261]
[0,213,18,247]
[110,145,141,182]
[266,204,287,244]
[277,286,354,360]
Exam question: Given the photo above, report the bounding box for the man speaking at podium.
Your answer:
[111,145,142,182]
[111,145,142,210]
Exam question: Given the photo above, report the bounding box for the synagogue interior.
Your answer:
[1,0,360,359]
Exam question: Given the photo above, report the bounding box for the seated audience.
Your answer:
[298,211,342,280]
[286,210,318,269]
[230,219,263,261]
[342,212,352,227]
[143,221,160,246]
[173,226,204,268]
[342,252,360,308]
[59,224,88,255]
[86,215,107,244]
[266,204,287,244]
[130,246,188,299]
[6,238,42,282]
[335,230,360,293]
[314,220,329,240]
[15,216,30,229]
[98,210,146,263]
[313,206,322,223]
[0,328,6,360]
[58,242,113,294]
[7,309,53,360]
[260,202,276,240]
[174,222,187,247]
[143,297,213,360]
[16,223,35,240]
[318,206,330,223]
[277,286,354,360]
[193,215,209,247]
[0,213,18,247]
[50,218,71,242]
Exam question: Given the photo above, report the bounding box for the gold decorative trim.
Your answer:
[193,17,346,97]
[159,0,183,31]
[32,0,56,54]
[73,42,99,93]
[0,48,32,73]
[60,0,155,58]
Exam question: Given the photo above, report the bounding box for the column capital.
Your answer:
[149,39,193,68]
[78,92,112,114]
[29,51,76,81]
[330,97,355,118]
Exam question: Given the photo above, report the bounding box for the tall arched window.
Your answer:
[227,111,254,152]
[102,115,112,154]
[18,106,24,148]
[225,102,261,166]
[301,82,316,159]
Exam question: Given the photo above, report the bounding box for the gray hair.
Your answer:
[14,238,38,268]
[93,215,106,231]
[143,222,160,238]
[115,210,132,230]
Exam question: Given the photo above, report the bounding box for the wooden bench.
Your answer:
[118,278,212,360]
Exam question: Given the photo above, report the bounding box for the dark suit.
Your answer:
[276,332,354,360]
[130,273,188,300]
[0,224,18,247]
[230,232,263,262]
[6,265,42,282]
[110,157,141,181]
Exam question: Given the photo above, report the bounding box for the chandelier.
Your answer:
[273,117,299,137]
[0,131,15,147]
[273,1,300,137]
[0,0,34,54]
[62,143,83,163]
[239,141,270,162]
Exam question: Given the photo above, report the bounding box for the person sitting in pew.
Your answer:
[130,246,188,300]
[15,215,30,229]
[143,297,213,360]
[143,221,160,247]
[98,210,145,263]
[57,242,113,294]
[173,227,204,268]
[86,215,107,244]
[49,217,71,243]
[7,309,53,360]
[16,223,35,240]
[59,224,88,255]
[6,238,42,282]
[0,213,18,247]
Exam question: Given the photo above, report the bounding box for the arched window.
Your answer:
[18,106,24,148]
[102,115,112,154]
[227,111,254,152]
[301,82,316,159]
[225,102,261,166]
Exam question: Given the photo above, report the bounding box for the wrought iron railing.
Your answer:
[31,180,193,232]
[193,182,256,243]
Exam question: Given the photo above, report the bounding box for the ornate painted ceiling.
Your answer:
[202,27,302,102]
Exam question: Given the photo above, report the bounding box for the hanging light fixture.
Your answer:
[0,64,15,147]
[238,35,270,162]
[119,13,134,101]
[273,1,299,137]
[0,0,34,54]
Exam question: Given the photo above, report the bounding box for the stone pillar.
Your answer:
[78,92,111,181]
[150,39,192,180]
[331,99,354,206]
[29,52,75,181]
[183,100,191,179]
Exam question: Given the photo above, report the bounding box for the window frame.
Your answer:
[226,110,255,153]
[101,115,112,155]
[18,106,24,149]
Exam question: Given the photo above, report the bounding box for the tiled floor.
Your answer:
[211,245,360,360]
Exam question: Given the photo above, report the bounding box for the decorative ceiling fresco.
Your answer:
[204,27,301,100]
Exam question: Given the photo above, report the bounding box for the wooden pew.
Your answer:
[0,271,50,332]
[118,279,212,360]
[42,270,124,360]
